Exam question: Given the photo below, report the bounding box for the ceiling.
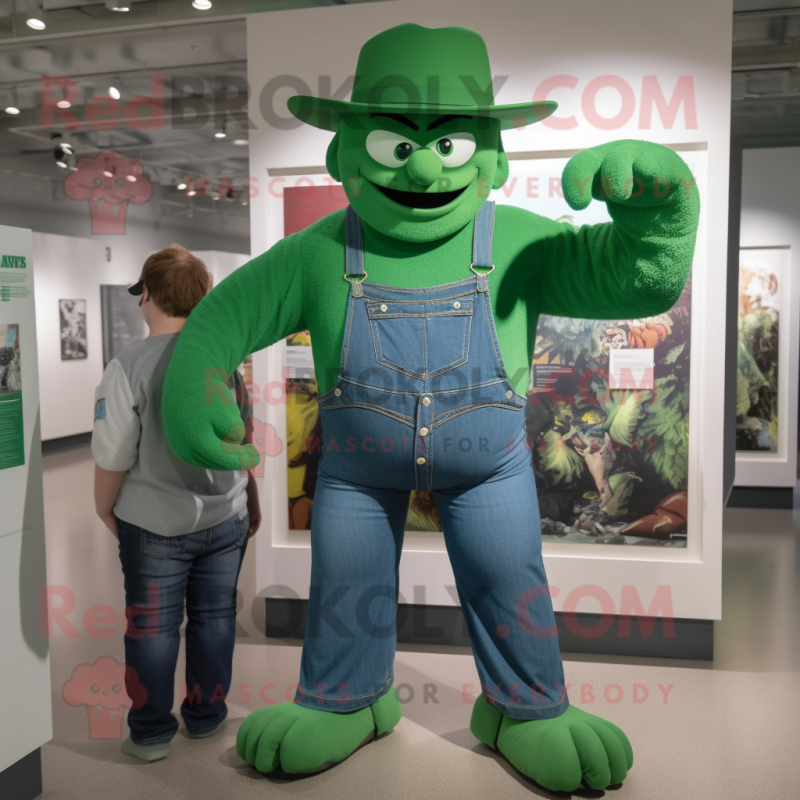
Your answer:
[0,0,382,237]
[733,1,800,146]
[0,0,796,240]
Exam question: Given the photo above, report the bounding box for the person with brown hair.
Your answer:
[92,244,261,762]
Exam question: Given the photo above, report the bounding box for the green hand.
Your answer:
[562,139,699,212]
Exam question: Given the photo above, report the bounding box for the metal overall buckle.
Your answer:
[470,263,495,293]
[344,271,368,297]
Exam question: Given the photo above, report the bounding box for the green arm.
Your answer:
[163,234,306,470]
[537,140,700,320]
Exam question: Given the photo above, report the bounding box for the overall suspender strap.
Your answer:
[471,200,495,293]
[344,205,367,298]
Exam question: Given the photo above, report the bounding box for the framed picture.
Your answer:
[100,285,147,368]
[58,299,87,360]
[735,247,792,486]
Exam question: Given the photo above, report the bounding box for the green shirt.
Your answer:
[164,201,696,469]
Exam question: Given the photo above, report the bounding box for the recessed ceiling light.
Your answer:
[5,106,20,115]
[192,0,213,10]
[26,18,45,30]
[214,131,226,139]
[232,138,248,146]
[56,99,71,109]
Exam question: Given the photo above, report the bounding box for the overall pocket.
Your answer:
[366,295,474,380]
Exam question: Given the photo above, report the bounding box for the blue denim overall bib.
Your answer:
[295,202,569,720]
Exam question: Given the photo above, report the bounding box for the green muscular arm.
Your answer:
[163,234,306,470]
[538,140,700,320]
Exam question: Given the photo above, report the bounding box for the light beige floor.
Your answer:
[40,446,800,799]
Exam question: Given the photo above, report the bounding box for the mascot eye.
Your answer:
[366,129,420,167]
[427,132,476,167]
[92,177,102,188]
[111,684,121,694]
[115,178,125,188]
[90,684,100,694]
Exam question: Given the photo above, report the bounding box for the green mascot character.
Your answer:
[163,24,699,792]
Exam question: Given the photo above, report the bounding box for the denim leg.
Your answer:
[435,462,570,720]
[118,520,191,745]
[181,512,248,732]
[295,468,409,712]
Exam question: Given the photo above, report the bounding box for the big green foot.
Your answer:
[470,695,633,792]
[236,686,402,775]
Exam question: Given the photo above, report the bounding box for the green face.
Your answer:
[331,112,506,243]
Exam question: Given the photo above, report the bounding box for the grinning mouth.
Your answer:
[374,184,467,209]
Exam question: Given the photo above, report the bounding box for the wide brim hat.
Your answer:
[288,23,557,133]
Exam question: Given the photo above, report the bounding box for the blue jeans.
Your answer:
[117,512,248,745]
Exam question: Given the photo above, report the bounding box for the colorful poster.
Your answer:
[736,251,781,452]
[0,323,24,470]
[280,159,696,545]
[530,274,691,547]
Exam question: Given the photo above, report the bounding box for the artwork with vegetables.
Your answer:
[736,254,780,453]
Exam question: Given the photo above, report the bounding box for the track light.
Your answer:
[109,85,121,100]
[1,88,20,115]
[177,182,187,190]
[25,1,45,29]
[192,1,213,9]
[105,0,130,10]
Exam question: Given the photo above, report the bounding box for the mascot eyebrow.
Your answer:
[369,112,474,131]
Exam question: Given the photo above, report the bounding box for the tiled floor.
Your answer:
[39,446,800,799]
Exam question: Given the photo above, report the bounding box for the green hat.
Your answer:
[287,23,556,132]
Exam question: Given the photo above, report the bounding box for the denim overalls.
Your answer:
[295,202,569,720]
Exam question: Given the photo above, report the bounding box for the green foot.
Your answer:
[470,695,633,792]
[236,686,402,775]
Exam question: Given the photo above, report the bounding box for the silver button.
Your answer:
[419,427,429,437]
[416,457,427,465]
[506,390,513,399]
[334,388,342,397]
[380,304,388,312]
[453,301,461,309]
[422,396,431,406]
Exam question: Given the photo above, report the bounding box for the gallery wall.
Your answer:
[246,0,734,621]
[738,146,800,488]
[33,231,250,441]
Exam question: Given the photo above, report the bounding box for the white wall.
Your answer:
[738,147,800,487]
[34,232,250,441]
[247,0,733,620]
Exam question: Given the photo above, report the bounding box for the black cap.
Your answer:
[127,279,144,296]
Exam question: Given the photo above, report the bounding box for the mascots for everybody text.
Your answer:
[163,24,699,792]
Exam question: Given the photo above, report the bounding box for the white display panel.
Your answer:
[738,146,800,489]
[247,0,732,621]
[0,225,53,772]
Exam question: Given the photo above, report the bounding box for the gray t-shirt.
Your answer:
[91,333,249,536]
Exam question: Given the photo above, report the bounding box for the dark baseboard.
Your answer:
[264,599,713,660]
[42,432,91,455]
[727,486,793,509]
[0,749,42,800]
